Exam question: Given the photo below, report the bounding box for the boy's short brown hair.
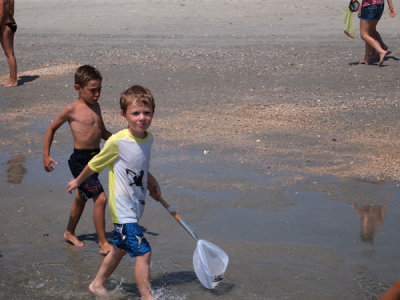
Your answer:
[74,65,102,87]
[120,85,155,113]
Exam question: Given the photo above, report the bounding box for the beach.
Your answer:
[1,0,400,299]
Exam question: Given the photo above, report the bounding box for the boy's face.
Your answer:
[75,79,102,104]
[121,101,153,139]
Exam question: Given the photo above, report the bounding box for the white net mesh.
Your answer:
[193,239,229,289]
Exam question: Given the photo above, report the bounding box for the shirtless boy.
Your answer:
[0,0,18,87]
[43,65,112,255]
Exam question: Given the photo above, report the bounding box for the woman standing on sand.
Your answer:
[0,0,17,87]
[357,0,396,66]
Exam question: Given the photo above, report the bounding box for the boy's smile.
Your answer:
[121,102,153,139]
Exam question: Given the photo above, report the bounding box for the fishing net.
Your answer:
[193,239,229,289]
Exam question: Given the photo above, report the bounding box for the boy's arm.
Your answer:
[99,109,112,140]
[43,106,71,172]
[147,171,161,200]
[67,165,95,193]
[102,126,112,140]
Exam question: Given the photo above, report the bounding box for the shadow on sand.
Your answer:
[18,75,40,86]
[348,51,399,66]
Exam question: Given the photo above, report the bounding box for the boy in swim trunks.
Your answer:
[43,65,112,255]
[67,85,161,299]
[0,0,18,87]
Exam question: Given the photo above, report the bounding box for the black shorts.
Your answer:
[4,22,17,33]
[68,149,104,200]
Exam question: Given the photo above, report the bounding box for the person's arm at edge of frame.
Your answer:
[43,106,71,172]
[0,0,5,28]
[147,171,161,200]
[379,279,400,300]
[67,165,95,193]
[386,0,396,18]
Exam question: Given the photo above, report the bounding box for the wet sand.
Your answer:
[1,0,400,299]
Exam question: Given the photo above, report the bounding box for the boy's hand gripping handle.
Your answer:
[148,184,199,241]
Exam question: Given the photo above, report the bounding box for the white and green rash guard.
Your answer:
[88,128,153,224]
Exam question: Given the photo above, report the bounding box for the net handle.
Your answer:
[148,184,199,241]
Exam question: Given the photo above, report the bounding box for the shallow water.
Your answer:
[1,139,400,299]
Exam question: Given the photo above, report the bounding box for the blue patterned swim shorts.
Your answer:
[112,223,151,257]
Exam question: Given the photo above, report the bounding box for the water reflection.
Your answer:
[5,154,27,184]
[352,202,387,244]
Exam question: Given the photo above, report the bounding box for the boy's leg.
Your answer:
[64,191,86,247]
[89,246,126,296]
[135,252,152,300]
[93,192,112,255]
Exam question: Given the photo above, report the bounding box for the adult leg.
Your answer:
[0,26,17,87]
[360,19,387,66]
[89,246,127,296]
[93,192,112,255]
[135,252,152,300]
[373,30,388,50]
[360,41,374,64]
[64,191,86,246]
[368,31,388,61]
[379,279,400,300]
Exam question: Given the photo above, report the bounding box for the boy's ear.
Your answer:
[120,110,126,120]
[74,84,81,93]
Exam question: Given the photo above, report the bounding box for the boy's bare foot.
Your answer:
[378,50,388,66]
[2,80,18,87]
[359,58,369,65]
[63,231,84,247]
[99,242,113,255]
[89,282,108,296]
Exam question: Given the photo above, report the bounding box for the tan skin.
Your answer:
[380,279,400,300]
[0,0,17,87]
[67,101,161,300]
[43,79,113,255]
[357,0,396,66]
